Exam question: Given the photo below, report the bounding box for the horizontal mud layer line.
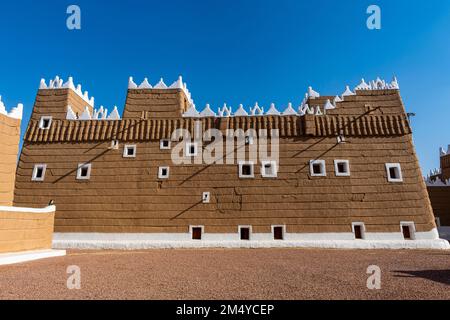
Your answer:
[23,114,411,143]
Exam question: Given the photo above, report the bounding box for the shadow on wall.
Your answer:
[393,270,450,286]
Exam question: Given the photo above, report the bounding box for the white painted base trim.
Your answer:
[53,230,450,250]
[0,249,66,266]
[0,205,55,214]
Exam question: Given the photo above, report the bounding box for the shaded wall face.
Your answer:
[428,187,450,226]
[440,155,450,180]
[0,210,55,253]
[0,113,21,206]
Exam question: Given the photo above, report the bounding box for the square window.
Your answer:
[123,145,137,158]
[191,226,203,240]
[160,139,171,150]
[261,161,278,178]
[352,223,365,240]
[239,162,254,178]
[32,164,47,181]
[400,222,415,240]
[239,226,251,240]
[158,167,170,179]
[77,163,92,180]
[310,160,326,177]
[386,163,403,182]
[272,226,285,240]
[110,140,119,150]
[334,160,350,176]
[186,142,198,157]
[202,192,211,203]
[39,116,52,130]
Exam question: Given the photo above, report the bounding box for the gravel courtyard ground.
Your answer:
[0,249,448,300]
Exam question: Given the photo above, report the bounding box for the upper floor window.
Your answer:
[239,161,254,179]
[261,161,278,178]
[77,163,92,180]
[158,166,170,179]
[310,160,326,177]
[160,139,171,150]
[39,116,52,130]
[123,145,137,158]
[386,163,403,183]
[32,164,47,182]
[334,160,350,176]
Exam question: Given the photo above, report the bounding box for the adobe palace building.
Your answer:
[12,76,449,249]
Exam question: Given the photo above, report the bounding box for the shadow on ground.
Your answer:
[393,270,450,286]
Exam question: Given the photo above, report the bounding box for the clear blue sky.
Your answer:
[0,0,449,174]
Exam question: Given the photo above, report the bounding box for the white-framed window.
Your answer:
[261,161,278,178]
[202,192,211,203]
[337,135,346,144]
[310,160,326,177]
[190,225,204,240]
[32,164,47,182]
[386,163,403,182]
[123,144,137,158]
[185,142,198,157]
[77,163,92,180]
[160,139,171,150]
[334,160,350,177]
[110,140,119,150]
[238,225,252,241]
[352,222,366,240]
[400,222,416,240]
[39,116,52,130]
[158,166,170,179]
[272,225,286,240]
[239,161,255,179]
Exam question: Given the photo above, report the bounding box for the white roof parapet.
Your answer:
[250,103,264,116]
[299,104,314,116]
[234,104,248,116]
[342,85,355,97]
[138,78,152,89]
[218,104,231,117]
[355,78,371,90]
[66,106,77,120]
[183,104,200,118]
[425,176,450,187]
[308,86,320,98]
[153,78,168,89]
[128,77,138,89]
[169,76,184,89]
[355,77,400,91]
[0,96,23,120]
[282,103,297,116]
[107,106,121,120]
[324,99,335,110]
[314,106,323,116]
[199,104,216,117]
[40,76,95,107]
[78,106,92,120]
[440,147,447,157]
[265,103,280,116]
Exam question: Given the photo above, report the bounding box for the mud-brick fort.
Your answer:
[11,76,450,249]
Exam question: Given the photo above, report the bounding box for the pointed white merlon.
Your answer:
[66,105,77,120]
[107,106,121,120]
[301,104,314,115]
[308,86,320,98]
[282,103,298,116]
[440,147,446,157]
[324,99,335,110]
[169,76,184,89]
[89,97,95,107]
[314,106,323,116]
[266,103,280,115]
[0,96,6,115]
[154,78,168,89]
[219,104,231,117]
[139,78,152,89]
[183,104,200,118]
[234,104,248,116]
[83,91,89,101]
[79,106,92,120]
[391,76,400,89]
[355,78,371,90]
[342,86,355,97]
[200,104,217,117]
[128,77,138,89]
[63,77,75,90]
[250,102,264,116]
[8,103,23,119]
[333,95,343,104]
[39,79,47,90]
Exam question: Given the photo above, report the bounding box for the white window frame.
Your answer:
[160,139,171,150]
[123,144,137,158]
[310,160,326,177]
[239,161,255,179]
[352,222,366,240]
[261,161,278,178]
[110,140,119,150]
[202,192,211,203]
[400,221,416,240]
[189,225,204,240]
[158,166,170,179]
[32,164,47,182]
[185,142,198,157]
[238,225,252,241]
[386,163,403,183]
[76,163,92,180]
[271,225,286,240]
[334,160,351,177]
[39,116,53,130]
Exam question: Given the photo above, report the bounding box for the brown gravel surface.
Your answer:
[0,249,449,300]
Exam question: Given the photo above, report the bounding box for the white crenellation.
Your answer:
[0,95,23,120]
[342,85,355,97]
[282,103,297,116]
[425,176,450,187]
[308,86,320,98]
[40,76,94,107]
[234,104,249,117]
[265,103,280,116]
[440,146,450,157]
[218,104,231,117]
[66,105,121,121]
[250,103,264,116]
[199,104,216,117]
[182,104,200,118]
[324,99,335,110]
[355,77,400,91]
